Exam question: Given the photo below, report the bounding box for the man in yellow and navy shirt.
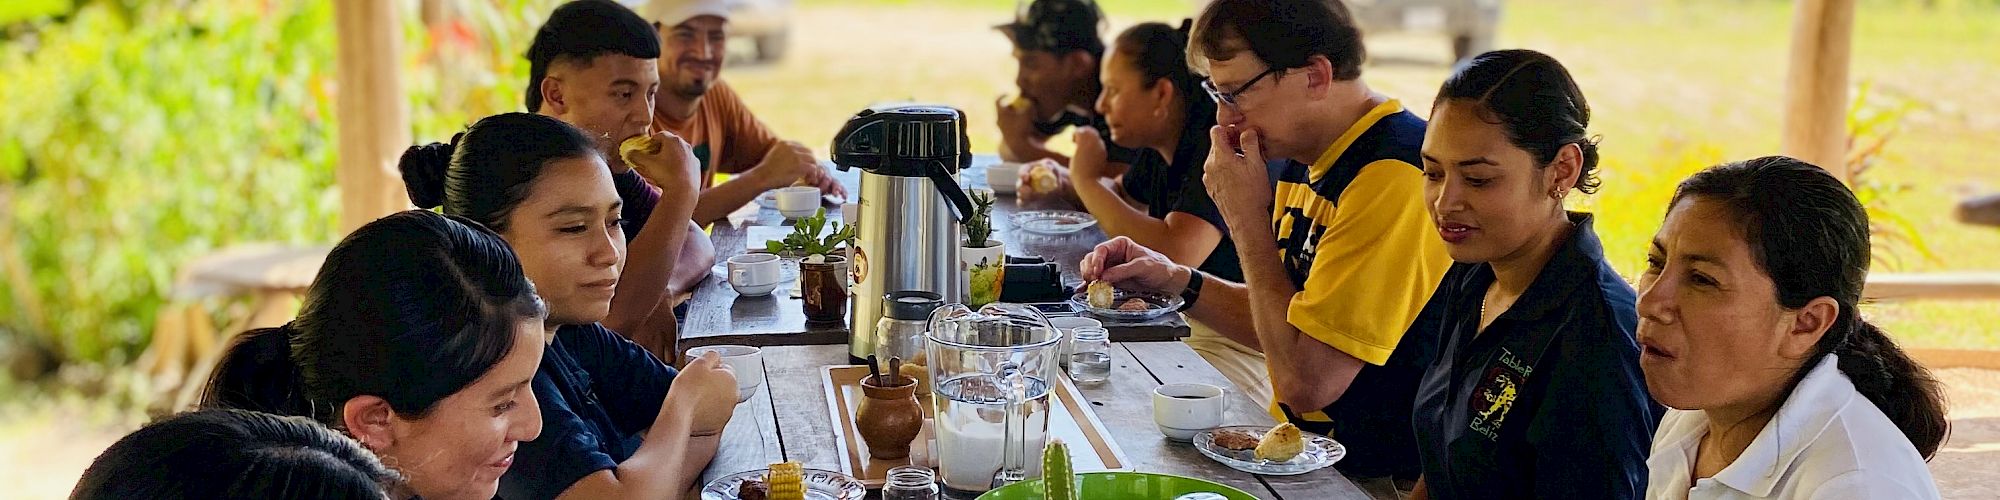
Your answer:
[1079,0,1450,494]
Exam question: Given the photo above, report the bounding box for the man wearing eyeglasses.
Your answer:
[1080,0,1450,496]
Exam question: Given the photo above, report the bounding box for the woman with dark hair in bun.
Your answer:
[1640,156,1946,499]
[73,408,400,499]
[1408,49,1659,499]
[398,112,738,500]
[202,210,548,500]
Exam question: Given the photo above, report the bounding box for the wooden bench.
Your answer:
[1959,193,2000,228]
[1864,272,2000,302]
[140,244,328,411]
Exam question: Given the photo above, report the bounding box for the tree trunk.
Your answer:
[333,0,412,234]
[1779,0,1856,178]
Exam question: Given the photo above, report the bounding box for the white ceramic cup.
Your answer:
[775,185,821,218]
[1152,383,1226,441]
[685,344,765,403]
[986,162,1022,194]
[727,253,782,296]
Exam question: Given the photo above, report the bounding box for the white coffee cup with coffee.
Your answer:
[1152,383,1225,441]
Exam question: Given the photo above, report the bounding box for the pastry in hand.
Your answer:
[1117,298,1151,312]
[617,134,660,166]
[1255,423,1305,462]
[1008,95,1033,112]
[1026,163,1060,194]
[1086,280,1116,309]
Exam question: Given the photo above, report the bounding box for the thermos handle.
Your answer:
[927,161,977,223]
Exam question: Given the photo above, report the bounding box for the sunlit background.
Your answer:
[2,0,1997,496]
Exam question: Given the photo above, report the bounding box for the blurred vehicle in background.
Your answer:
[730,0,792,62]
[1346,0,1501,63]
[622,0,792,63]
[1193,0,1501,64]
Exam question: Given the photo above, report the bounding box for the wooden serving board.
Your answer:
[819,365,1129,488]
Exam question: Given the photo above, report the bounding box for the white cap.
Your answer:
[644,0,735,25]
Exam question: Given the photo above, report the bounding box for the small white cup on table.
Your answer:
[1152,382,1225,442]
[985,162,1022,194]
[774,185,821,219]
[684,344,765,403]
[726,253,782,296]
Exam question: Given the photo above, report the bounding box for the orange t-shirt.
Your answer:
[651,79,780,188]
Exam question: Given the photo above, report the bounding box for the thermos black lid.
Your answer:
[830,105,970,177]
[885,290,946,321]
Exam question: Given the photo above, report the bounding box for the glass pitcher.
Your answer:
[924,302,1062,497]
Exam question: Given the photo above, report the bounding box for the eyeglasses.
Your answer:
[1201,67,1285,114]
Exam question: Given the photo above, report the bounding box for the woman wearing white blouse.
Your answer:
[1633,157,1947,499]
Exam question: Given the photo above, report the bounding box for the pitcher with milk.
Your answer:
[924,302,1061,498]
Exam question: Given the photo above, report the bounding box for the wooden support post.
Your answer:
[333,0,412,234]
[1780,0,1856,177]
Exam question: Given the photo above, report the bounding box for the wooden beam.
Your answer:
[1779,0,1856,176]
[333,0,412,234]
[1864,272,2000,302]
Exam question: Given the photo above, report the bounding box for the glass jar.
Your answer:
[882,465,940,500]
[1067,326,1111,385]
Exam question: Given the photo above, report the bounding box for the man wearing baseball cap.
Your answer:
[995,0,1147,204]
[646,0,843,226]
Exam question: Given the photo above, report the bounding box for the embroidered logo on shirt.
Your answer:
[1468,348,1533,440]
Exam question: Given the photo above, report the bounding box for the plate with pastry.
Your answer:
[1191,423,1344,476]
[1011,210,1097,235]
[1070,281,1182,321]
[700,462,866,500]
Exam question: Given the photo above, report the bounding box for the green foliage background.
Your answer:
[0,0,563,366]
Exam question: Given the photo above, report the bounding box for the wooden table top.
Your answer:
[696,342,1368,499]
[680,157,1190,349]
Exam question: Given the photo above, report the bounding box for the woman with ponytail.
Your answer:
[1030,20,1270,407]
[398,112,739,500]
[1407,49,1658,500]
[202,210,549,500]
[1638,156,1946,499]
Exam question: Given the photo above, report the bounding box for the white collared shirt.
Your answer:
[1646,355,1940,499]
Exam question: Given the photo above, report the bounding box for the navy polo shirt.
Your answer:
[499,323,677,500]
[1410,213,1661,499]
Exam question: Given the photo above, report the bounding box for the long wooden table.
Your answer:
[681,157,1190,349]
[697,342,1368,499]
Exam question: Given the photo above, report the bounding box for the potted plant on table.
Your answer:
[768,208,858,323]
[961,189,1005,307]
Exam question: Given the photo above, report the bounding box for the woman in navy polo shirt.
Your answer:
[1408,50,1660,499]
[400,112,740,500]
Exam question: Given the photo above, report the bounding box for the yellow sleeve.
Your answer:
[1285,160,1452,365]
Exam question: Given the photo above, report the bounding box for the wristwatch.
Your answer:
[1178,266,1204,312]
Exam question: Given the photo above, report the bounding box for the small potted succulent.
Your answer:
[960,189,1004,307]
[768,208,858,323]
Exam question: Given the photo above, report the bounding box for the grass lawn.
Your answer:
[730,0,2000,349]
